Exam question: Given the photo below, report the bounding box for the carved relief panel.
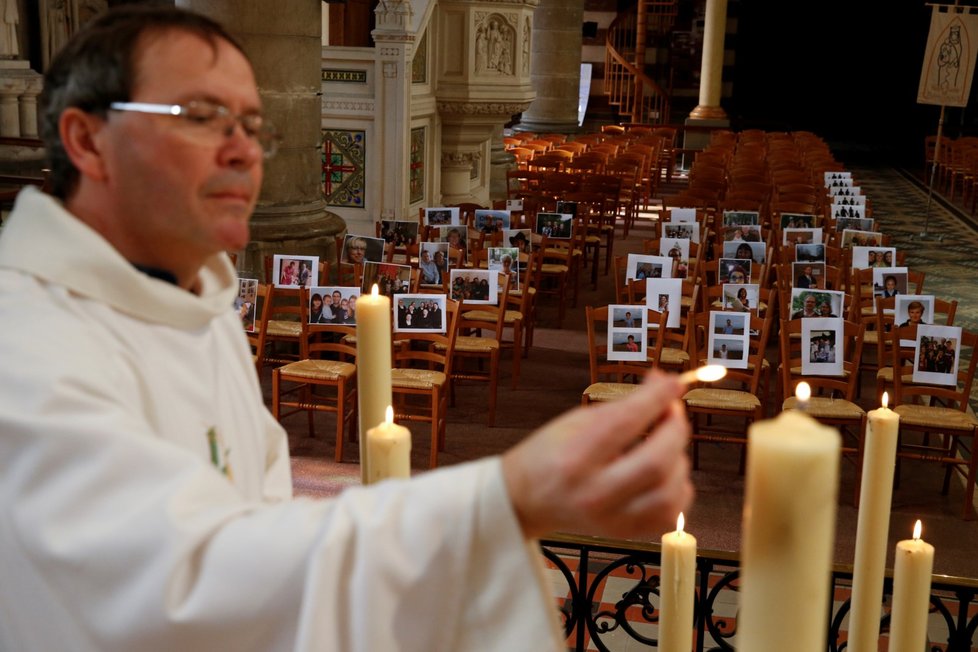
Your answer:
[473,12,517,76]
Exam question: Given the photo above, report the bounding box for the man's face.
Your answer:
[804,297,816,312]
[909,307,923,322]
[332,291,342,305]
[96,31,263,272]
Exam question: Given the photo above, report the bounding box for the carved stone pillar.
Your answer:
[436,0,536,206]
[0,60,40,138]
[19,76,42,138]
[178,0,346,282]
[515,0,582,133]
[0,81,21,137]
[688,0,728,122]
[372,0,415,219]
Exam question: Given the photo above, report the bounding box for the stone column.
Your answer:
[19,76,43,138]
[178,0,346,282]
[0,81,21,137]
[514,0,582,134]
[688,0,728,121]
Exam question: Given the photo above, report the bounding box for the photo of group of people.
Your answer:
[662,221,700,243]
[801,317,845,376]
[783,227,822,246]
[341,234,385,265]
[273,254,320,289]
[309,287,360,325]
[378,220,419,246]
[424,207,460,226]
[723,224,763,242]
[780,213,817,229]
[841,229,883,248]
[474,209,510,234]
[833,205,865,219]
[836,216,874,233]
[395,294,447,333]
[722,210,760,227]
[852,246,896,269]
[450,269,498,304]
[708,311,748,368]
[790,289,844,319]
[535,212,573,239]
[607,304,647,361]
[236,278,259,332]
[913,325,962,385]
[627,253,671,281]
[361,262,412,298]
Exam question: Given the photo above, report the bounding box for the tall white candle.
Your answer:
[366,406,411,482]
[888,520,935,652]
[356,284,393,484]
[847,393,900,652]
[739,410,841,652]
[658,512,696,652]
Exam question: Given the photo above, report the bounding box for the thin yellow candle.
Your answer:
[739,410,841,652]
[888,520,935,652]
[847,392,901,652]
[366,406,411,482]
[678,364,727,385]
[355,284,393,484]
[658,512,696,652]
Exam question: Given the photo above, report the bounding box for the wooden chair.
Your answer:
[445,273,511,426]
[272,288,358,462]
[890,324,978,519]
[244,282,271,375]
[582,305,665,406]
[391,298,460,468]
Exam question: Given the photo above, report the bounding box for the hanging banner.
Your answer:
[917,6,978,107]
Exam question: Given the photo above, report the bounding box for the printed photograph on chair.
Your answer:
[841,228,882,248]
[424,207,459,227]
[534,212,573,239]
[662,221,700,243]
[272,254,320,289]
[236,278,258,332]
[707,312,749,369]
[488,247,519,291]
[450,269,497,304]
[394,294,447,333]
[419,242,449,286]
[362,262,412,298]
[852,246,896,269]
[722,210,760,227]
[872,267,908,298]
[474,209,511,234]
[779,213,816,229]
[607,304,647,362]
[782,227,821,246]
[722,283,759,313]
[627,253,672,281]
[645,278,682,328]
[895,295,935,327]
[309,286,360,325]
[723,240,766,265]
[913,324,962,385]
[340,234,384,265]
[801,318,844,376]
[378,220,419,246]
[790,289,844,319]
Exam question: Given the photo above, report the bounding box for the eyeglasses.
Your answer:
[108,100,281,158]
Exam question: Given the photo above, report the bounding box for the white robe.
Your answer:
[0,187,563,651]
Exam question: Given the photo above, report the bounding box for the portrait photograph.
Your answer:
[394,294,447,333]
[236,278,258,332]
[611,304,646,329]
[668,207,697,223]
[895,294,935,328]
[534,212,573,239]
[361,262,412,298]
[792,261,825,289]
[660,237,690,278]
[779,213,817,229]
[309,286,361,325]
[795,243,826,262]
[424,207,459,226]
[378,219,419,246]
[722,283,759,313]
[504,229,532,254]
[835,216,874,233]
[488,246,520,290]
[852,246,896,270]
[474,209,511,234]
[790,289,844,320]
[873,266,908,298]
[341,234,385,265]
[645,278,682,328]
[713,311,747,336]
[723,224,763,242]
[802,318,844,376]
[913,325,962,386]
[722,240,766,265]
[722,210,760,227]
[782,227,822,246]
[272,254,320,289]
[626,253,672,281]
[418,242,450,286]
[437,225,468,265]
[608,329,647,362]
[718,257,751,284]
[841,228,883,248]
[450,268,497,304]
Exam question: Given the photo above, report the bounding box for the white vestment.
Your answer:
[0,187,563,652]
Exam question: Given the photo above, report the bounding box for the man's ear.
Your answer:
[59,108,109,183]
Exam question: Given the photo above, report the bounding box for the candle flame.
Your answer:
[795,381,811,403]
[913,519,922,541]
[882,392,889,409]
[677,512,685,535]
[371,283,380,297]
[679,365,727,384]
[385,405,394,426]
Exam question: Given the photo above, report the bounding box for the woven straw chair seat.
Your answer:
[875,368,913,383]
[583,382,639,402]
[659,348,689,366]
[788,366,850,378]
[391,368,447,389]
[585,235,601,245]
[864,330,878,345]
[463,309,523,326]
[894,404,978,431]
[544,247,582,258]
[683,387,761,412]
[541,263,569,274]
[278,359,356,381]
[783,395,865,419]
[267,319,301,337]
[437,335,498,353]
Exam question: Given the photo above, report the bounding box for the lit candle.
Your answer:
[366,405,411,482]
[658,512,696,652]
[794,381,811,411]
[739,410,841,652]
[888,520,935,652]
[847,392,901,652]
[356,284,393,484]
[678,364,727,384]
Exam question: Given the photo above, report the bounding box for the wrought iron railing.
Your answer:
[541,533,978,652]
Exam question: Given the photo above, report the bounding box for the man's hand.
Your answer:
[502,370,692,540]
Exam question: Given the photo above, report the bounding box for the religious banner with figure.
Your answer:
[917,5,978,107]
